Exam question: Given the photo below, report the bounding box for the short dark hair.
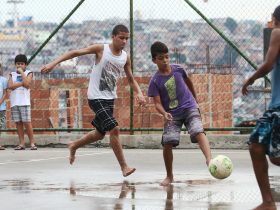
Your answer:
[150,41,169,59]
[14,54,27,64]
[273,5,280,22]
[112,24,129,36]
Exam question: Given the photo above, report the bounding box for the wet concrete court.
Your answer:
[0,148,279,210]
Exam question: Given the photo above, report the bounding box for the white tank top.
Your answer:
[87,44,127,99]
[10,70,32,107]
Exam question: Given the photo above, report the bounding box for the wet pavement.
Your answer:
[0,148,279,210]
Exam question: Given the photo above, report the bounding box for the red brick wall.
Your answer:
[6,74,233,132]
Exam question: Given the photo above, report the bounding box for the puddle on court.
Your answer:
[0,177,280,209]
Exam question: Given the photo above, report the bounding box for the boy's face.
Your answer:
[272,16,280,28]
[15,62,27,71]
[152,53,170,69]
[112,32,129,50]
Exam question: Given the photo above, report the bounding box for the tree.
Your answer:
[224,17,238,33]
[250,24,262,37]
[215,44,239,65]
[170,53,187,64]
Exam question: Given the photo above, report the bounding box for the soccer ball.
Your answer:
[208,155,233,179]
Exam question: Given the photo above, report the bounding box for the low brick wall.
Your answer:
[5,73,234,134]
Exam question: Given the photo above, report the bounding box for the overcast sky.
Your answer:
[0,0,279,24]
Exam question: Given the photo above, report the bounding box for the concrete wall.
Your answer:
[0,134,249,150]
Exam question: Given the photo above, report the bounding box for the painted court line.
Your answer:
[0,151,111,165]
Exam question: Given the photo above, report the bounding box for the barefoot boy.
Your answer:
[147,41,212,186]
[41,24,146,177]
[242,6,280,210]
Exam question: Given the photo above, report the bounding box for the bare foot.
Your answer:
[160,177,173,186]
[122,167,136,177]
[252,202,276,210]
[68,142,77,165]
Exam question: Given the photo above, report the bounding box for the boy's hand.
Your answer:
[135,94,146,106]
[41,63,56,73]
[163,112,173,121]
[242,78,254,96]
[17,68,24,74]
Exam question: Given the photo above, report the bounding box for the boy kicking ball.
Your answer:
[147,41,212,186]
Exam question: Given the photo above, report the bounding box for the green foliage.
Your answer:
[224,17,238,33]
[251,24,262,37]
[215,44,239,65]
[170,53,187,64]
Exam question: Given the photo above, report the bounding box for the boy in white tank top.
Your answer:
[41,24,146,177]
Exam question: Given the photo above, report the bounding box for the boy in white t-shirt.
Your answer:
[0,64,8,150]
[8,54,36,150]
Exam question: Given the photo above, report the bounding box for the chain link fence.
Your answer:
[0,0,278,133]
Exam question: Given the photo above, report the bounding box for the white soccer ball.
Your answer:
[208,155,233,179]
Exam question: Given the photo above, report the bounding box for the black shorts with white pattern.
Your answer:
[88,99,118,135]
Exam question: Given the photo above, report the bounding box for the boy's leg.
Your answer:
[12,107,25,148]
[68,130,104,165]
[23,122,35,147]
[88,99,134,176]
[195,133,212,165]
[16,122,25,147]
[161,144,174,186]
[185,109,212,165]
[250,143,276,210]
[109,126,135,177]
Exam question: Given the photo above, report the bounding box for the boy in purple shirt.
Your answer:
[148,41,212,186]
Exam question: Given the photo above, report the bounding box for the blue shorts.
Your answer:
[249,107,280,158]
[162,108,204,147]
[88,99,118,135]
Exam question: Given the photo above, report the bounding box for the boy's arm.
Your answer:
[22,73,32,89]
[41,44,103,73]
[184,77,197,101]
[124,55,146,106]
[153,96,172,121]
[242,28,280,95]
[8,74,23,90]
[0,88,7,105]
[17,68,32,89]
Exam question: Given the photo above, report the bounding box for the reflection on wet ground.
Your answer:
[1,177,280,210]
[271,176,280,202]
[0,149,279,210]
